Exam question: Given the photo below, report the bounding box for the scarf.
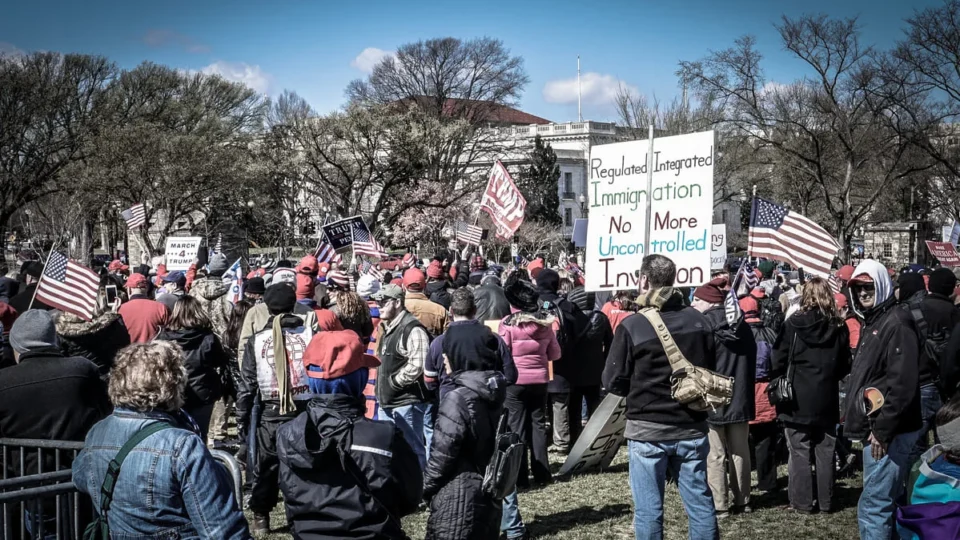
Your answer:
[272,315,296,415]
[636,287,682,311]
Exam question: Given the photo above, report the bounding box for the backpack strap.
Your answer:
[99,422,173,516]
[638,307,695,375]
[910,307,929,341]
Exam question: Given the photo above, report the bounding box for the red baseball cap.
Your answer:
[304,330,380,380]
[834,292,848,309]
[108,260,129,273]
[125,273,148,289]
[426,260,444,279]
[836,265,855,282]
[403,268,426,292]
[296,255,318,276]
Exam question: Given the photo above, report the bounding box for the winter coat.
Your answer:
[473,284,511,322]
[602,289,717,428]
[498,310,561,386]
[8,283,52,314]
[913,292,960,388]
[188,277,232,338]
[0,275,19,303]
[843,261,922,444]
[56,311,131,378]
[567,310,613,388]
[426,280,452,310]
[0,348,110,477]
[538,289,589,393]
[702,307,757,425]
[897,445,960,540]
[601,301,635,335]
[771,310,851,428]
[405,291,449,338]
[277,394,423,540]
[156,327,228,409]
[423,371,506,540]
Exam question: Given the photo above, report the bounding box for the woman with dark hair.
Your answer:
[157,296,230,440]
[498,272,561,487]
[771,277,851,514]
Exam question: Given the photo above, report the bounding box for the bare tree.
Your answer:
[679,15,931,259]
[0,52,117,233]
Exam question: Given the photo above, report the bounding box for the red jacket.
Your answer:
[602,301,634,334]
[117,296,169,343]
[751,382,777,424]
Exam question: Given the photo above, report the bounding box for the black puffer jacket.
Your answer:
[473,283,511,322]
[278,394,423,540]
[426,280,452,310]
[156,327,228,409]
[702,307,757,425]
[56,311,131,378]
[568,310,613,388]
[423,370,506,540]
[844,296,922,444]
[771,310,850,428]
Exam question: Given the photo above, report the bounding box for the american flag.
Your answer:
[747,198,840,278]
[121,203,146,230]
[213,234,222,254]
[742,262,759,290]
[315,239,343,266]
[352,220,388,259]
[828,274,842,295]
[35,252,101,321]
[360,260,384,281]
[455,221,483,246]
[725,264,746,326]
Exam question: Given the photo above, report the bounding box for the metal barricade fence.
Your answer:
[0,438,244,540]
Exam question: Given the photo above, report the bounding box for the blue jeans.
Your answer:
[908,385,942,466]
[859,428,924,540]
[381,403,429,472]
[424,401,437,462]
[500,488,525,539]
[628,437,718,540]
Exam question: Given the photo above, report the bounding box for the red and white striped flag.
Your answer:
[121,203,146,230]
[455,221,483,246]
[747,198,840,278]
[352,220,388,259]
[35,252,101,321]
[828,275,842,295]
[315,239,343,266]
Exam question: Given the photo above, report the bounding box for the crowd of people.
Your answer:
[1,249,959,539]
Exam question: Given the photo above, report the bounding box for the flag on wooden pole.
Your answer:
[34,252,101,321]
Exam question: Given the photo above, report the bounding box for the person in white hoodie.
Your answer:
[842,259,924,540]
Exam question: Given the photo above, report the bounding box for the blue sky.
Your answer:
[0,0,941,122]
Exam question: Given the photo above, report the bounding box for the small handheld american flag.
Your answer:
[455,221,483,246]
[34,252,101,321]
[748,198,840,278]
[315,239,343,266]
[121,203,146,230]
[352,220,388,259]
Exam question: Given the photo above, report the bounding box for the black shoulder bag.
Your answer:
[84,422,173,540]
[767,333,797,406]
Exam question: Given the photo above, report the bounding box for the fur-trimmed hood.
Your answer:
[504,310,555,327]
[56,310,122,337]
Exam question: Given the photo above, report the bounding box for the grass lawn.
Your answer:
[245,449,863,539]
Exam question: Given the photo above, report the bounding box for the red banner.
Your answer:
[479,161,527,239]
[926,241,960,267]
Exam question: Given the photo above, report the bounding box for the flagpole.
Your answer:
[643,120,655,255]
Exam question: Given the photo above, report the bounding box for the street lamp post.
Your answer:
[578,193,588,217]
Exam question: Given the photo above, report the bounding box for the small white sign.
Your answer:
[164,236,202,271]
[711,224,727,270]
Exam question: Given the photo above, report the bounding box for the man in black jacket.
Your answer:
[901,269,960,463]
[537,268,589,454]
[277,329,422,540]
[603,254,719,539]
[473,272,511,322]
[692,277,757,518]
[844,260,923,540]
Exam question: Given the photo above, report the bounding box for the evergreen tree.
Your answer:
[518,135,562,225]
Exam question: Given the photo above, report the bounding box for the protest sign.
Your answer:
[711,224,727,270]
[584,131,715,292]
[943,222,960,245]
[926,241,960,267]
[322,216,365,252]
[479,161,527,239]
[559,394,627,476]
[572,218,588,248]
[165,236,202,271]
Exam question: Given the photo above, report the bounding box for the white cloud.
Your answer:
[351,47,393,73]
[0,42,24,57]
[543,72,637,106]
[199,61,271,94]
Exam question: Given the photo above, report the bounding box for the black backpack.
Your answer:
[758,296,784,336]
[481,412,523,500]
[909,305,952,376]
[542,299,569,350]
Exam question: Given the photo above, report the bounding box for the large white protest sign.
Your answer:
[585,131,715,292]
[711,224,727,270]
[559,394,627,476]
[943,222,960,245]
[164,236,202,271]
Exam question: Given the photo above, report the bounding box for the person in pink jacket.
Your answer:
[499,272,561,487]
